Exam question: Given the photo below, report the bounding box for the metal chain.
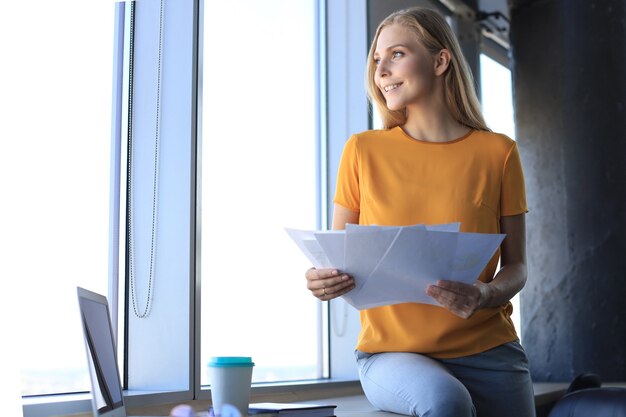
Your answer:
[128,0,165,319]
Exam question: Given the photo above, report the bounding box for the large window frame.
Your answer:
[21,1,514,416]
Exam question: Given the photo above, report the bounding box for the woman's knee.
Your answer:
[418,390,475,417]
[357,351,474,417]
[363,381,474,417]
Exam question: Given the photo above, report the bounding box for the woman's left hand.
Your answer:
[426,280,492,319]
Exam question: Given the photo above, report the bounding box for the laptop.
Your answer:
[77,287,167,417]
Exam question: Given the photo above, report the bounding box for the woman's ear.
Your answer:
[433,49,451,76]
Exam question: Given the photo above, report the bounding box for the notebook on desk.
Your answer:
[77,287,167,417]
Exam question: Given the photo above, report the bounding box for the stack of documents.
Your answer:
[286,223,505,310]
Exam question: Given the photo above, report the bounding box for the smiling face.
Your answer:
[373,24,438,111]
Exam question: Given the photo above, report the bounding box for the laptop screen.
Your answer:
[78,287,125,417]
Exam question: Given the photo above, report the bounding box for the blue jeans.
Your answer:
[355,341,536,417]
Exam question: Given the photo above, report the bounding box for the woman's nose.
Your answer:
[376,59,390,78]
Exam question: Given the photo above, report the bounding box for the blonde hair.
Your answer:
[366,7,490,131]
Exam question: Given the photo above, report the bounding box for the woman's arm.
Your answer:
[305,204,358,300]
[331,203,360,231]
[426,213,528,319]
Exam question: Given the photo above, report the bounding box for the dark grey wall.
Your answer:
[510,0,626,382]
[367,0,449,45]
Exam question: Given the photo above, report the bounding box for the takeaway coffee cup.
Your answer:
[208,357,254,416]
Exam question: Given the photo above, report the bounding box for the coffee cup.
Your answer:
[208,357,254,416]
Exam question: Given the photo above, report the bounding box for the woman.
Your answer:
[305,7,535,417]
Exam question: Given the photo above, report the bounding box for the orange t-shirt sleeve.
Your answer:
[333,135,360,211]
[500,142,528,216]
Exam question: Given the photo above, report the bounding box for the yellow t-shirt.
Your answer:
[334,126,528,358]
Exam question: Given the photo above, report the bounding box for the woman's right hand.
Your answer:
[305,267,355,301]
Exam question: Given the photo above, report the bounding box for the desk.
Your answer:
[120,382,571,417]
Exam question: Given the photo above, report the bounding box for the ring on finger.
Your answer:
[322,287,327,296]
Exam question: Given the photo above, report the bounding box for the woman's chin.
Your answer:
[385,102,404,112]
[386,100,405,111]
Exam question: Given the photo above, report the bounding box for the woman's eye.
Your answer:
[392,51,404,58]
[373,58,380,65]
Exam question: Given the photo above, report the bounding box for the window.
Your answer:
[10,1,376,414]
[2,0,115,397]
[479,53,521,337]
[200,0,320,385]
[479,54,516,139]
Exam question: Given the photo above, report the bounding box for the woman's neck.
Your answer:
[402,96,468,143]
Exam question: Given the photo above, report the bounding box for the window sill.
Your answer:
[21,379,361,417]
[22,390,191,417]
[242,379,362,402]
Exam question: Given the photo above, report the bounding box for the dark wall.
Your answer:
[367,0,450,45]
[510,0,626,381]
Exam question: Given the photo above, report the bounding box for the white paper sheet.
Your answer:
[284,228,332,268]
[285,223,503,310]
[313,231,345,269]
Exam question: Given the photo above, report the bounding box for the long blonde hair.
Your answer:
[366,7,490,131]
